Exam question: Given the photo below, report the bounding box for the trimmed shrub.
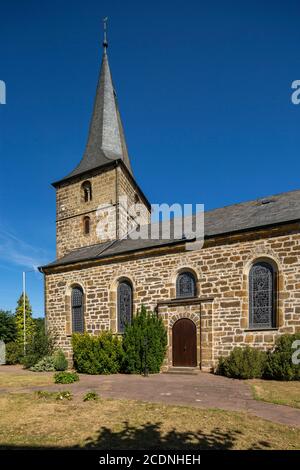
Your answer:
[30,355,55,372]
[216,346,267,379]
[72,331,124,375]
[5,342,23,365]
[54,371,79,384]
[122,305,167,374]
[53,349,68,371]
[263,334,300,381]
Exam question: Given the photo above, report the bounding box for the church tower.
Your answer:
[52,26,150,259]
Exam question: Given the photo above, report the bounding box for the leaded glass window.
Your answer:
[117,281,132,333]
[176,272,196,298]
[72,286,84,333]
[249,262,276,329]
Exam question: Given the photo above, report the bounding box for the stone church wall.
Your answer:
[45,226,300,370]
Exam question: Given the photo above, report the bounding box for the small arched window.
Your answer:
[117,280,133,333]
[176,271,196,298]
[83,216,90,235]
[249,261,276,329]
[82,181,92,202]
[71,286,84,333]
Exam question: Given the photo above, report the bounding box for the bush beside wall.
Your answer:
[216,346,267,379]
[217,334,300,380]
[264,333,300,381]
[72,331,124,374]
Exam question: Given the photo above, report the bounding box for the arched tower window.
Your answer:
[71,286,84,333]
[249,261,276,329]
[176,271,196,298]
[83,216,90,235]
[117,280,133,333]
[82,181,92,202]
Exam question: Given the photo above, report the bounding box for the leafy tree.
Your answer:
[15,293,36,346]
[0,310,17,343]
[22,326,56,369]
[122,305,167,374]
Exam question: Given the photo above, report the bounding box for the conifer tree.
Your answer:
[15,293,35,346]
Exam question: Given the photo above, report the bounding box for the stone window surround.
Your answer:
[65,281,86,336]
[241,254,284,332]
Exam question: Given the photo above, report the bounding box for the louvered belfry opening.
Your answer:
[249,262,276,329]
[117,281,132,333]
[71,286,84,333]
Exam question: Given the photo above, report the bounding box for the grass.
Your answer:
[0,368,53,389]
[250,379,300,409]
[0,392,299,450]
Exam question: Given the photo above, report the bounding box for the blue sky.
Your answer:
[0,0,300,317]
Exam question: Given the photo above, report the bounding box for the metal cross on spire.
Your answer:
[103,17,108,52]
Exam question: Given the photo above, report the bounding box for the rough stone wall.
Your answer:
[45,226,300,369]
[55,165,150,258]
[117,166,150,239]
[56,167,117,258]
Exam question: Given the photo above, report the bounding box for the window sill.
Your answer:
[244,328,279,332]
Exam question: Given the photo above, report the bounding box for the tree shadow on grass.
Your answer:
[0,421,273,450]
[77,420,271,450]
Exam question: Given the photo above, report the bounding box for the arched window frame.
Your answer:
[82,181,92,202]
[71,285,84,333]
[176,271,197,298]
[117,280,133,333]
[83,216,90,235]
[249,261,277,329]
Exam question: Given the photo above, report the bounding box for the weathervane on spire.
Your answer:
[103,17,108,52]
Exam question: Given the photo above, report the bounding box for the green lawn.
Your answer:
[250,379,300,409]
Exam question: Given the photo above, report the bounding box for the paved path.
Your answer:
[1,365,299,428]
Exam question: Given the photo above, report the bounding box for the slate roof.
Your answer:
[39,188,300,271]
[52,49,132,187]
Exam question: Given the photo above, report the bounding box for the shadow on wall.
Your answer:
[0,421,272,450]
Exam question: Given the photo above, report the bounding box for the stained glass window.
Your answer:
[117,281,132,333]
[176,272,196,298]
[249,262,276,329]
[72,286,84,333]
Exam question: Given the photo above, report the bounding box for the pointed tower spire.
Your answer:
[54,20,132,185]
[103,16,108,52]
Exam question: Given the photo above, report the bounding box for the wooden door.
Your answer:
[172,318,197,367]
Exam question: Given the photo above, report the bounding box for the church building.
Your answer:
[39,34,300,371]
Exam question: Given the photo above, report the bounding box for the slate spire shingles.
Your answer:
[53,43,132,186]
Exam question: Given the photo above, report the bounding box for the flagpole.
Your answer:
[23,271,26,355]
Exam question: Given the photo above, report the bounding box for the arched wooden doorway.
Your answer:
[172,318,197,367]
